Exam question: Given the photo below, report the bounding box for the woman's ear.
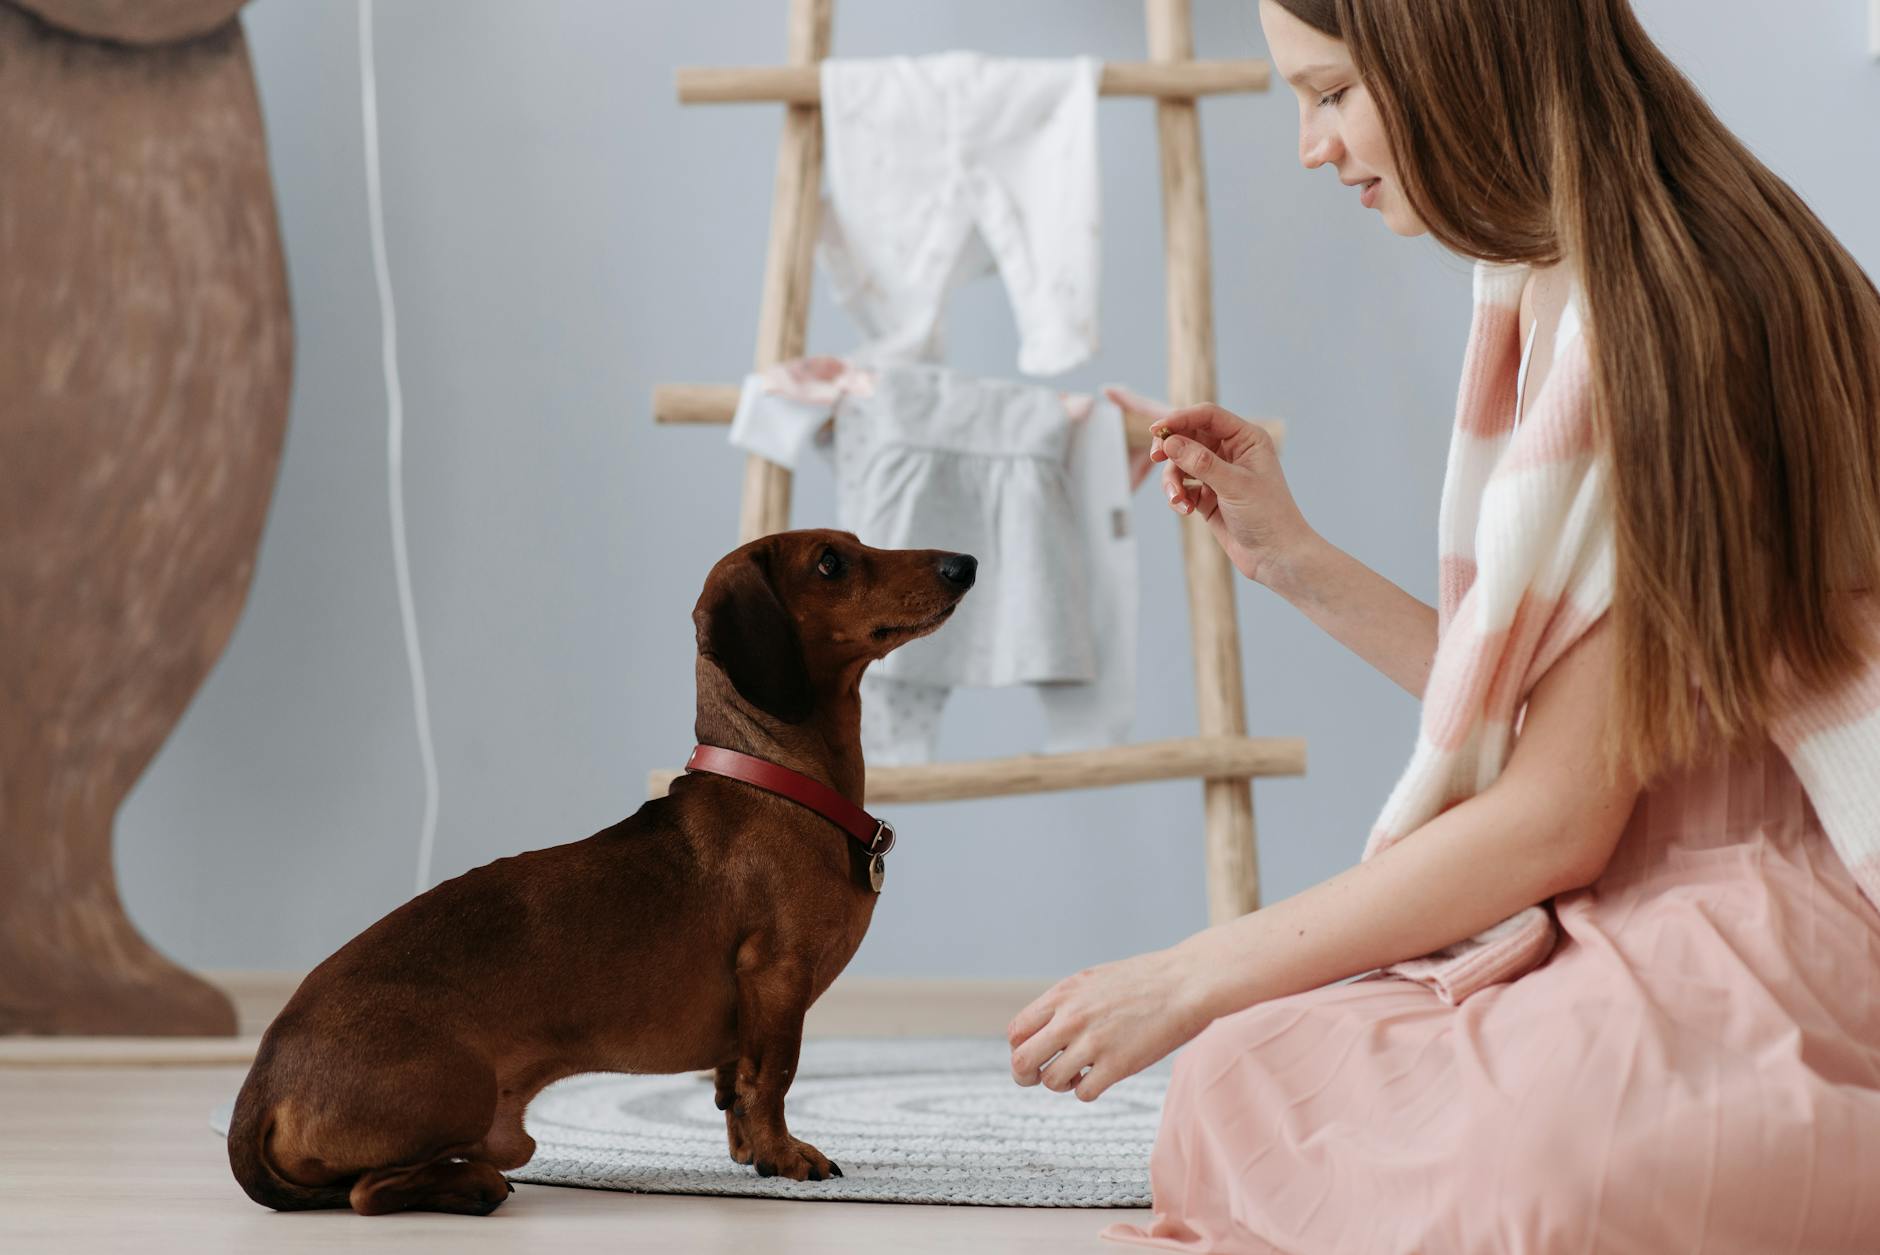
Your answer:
[693,548,812,724]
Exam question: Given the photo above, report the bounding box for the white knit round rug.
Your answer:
[512,1037,1167,1206]
[213,1037,1167,1208]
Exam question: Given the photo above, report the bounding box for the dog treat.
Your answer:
[1182,477,1203,489]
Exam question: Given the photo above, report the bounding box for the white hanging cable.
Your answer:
[358,0,441,895]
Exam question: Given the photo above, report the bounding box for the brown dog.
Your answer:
[227,529,974,1215]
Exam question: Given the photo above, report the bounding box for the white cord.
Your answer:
[359,0,441,896]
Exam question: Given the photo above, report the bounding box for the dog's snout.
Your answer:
[939,553,977,590]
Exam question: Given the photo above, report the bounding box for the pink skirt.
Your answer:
[1108,733,1880,1254]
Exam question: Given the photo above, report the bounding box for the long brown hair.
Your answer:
[1278,0,1880,776]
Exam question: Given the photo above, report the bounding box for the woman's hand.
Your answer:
[1007,945,1216,1102]
[1106,386,1315,587]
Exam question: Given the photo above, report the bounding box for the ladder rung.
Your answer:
[656,382,742,425]
[651,382,1284,455]
[676,59,1271,106]
[648,735,1304,805]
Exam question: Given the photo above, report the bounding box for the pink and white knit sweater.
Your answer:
[1369,260,1880,1003]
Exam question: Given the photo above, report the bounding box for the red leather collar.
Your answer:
[684,745,896,858]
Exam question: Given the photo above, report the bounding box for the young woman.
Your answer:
[1008,2,1880,1250]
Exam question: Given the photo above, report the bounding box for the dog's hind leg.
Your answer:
[349,1155,511,1216]
[310,1036,510,1216]
[377,1077,545,1216]
[347,1072,544,1214]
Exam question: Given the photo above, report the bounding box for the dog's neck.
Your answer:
[692,659,866,803]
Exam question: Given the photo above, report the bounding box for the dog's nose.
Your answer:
[939,553,977,589]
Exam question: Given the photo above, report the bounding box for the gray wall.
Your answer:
[117,0,1880,979]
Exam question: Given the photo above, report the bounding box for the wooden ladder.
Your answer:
[648,0,1302,923]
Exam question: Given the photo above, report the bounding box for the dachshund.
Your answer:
[227,529,975,1215]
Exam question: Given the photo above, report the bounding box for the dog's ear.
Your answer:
[694,549,813,724]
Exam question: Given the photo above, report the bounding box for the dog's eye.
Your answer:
[817,548,845,578]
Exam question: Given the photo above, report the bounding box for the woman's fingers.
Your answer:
[1162,460,1192,513]
[1010,1009,1072,1085]
[1024,1031,1129,1101]
[1163,451,1228,522]
[1074,1058,1123,1103]
[1153,402,1252,447]
[1007,987,1063,1086]
[1113,393,1262,475]
[1160,433,1247,499]
[1039,1041,1094,1093]
[1010,1037,1057,1086]
[1006,992,1054,1049]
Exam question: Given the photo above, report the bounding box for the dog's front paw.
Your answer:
[750,1136,842,1182]
[724,1111,753,1165]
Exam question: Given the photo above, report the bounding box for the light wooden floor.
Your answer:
[0,975,1143,1253]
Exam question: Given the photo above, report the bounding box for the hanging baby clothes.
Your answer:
[838,366,1094,763]
[818,53,1101,378]
[837,365,1092,684]
[728,359,1139,764]
[1041,391,1137,755]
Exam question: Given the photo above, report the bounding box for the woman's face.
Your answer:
[1259,0,1427,238]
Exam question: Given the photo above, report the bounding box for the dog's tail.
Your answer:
[227,1088,352,1212]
